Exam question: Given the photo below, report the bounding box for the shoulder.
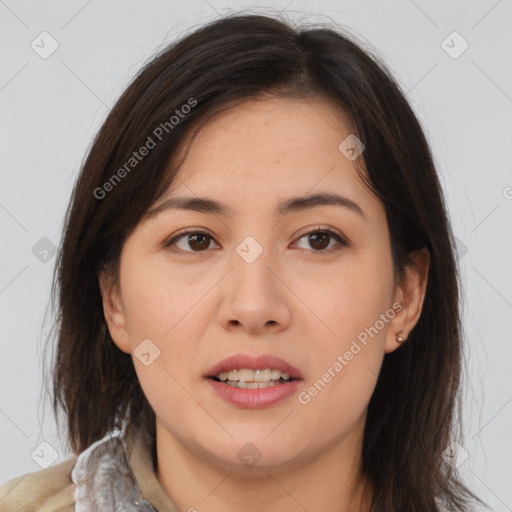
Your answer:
[0,455,77,512]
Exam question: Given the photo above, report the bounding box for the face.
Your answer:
[100,95,427,474]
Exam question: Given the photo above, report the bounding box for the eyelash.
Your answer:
[163,226,348,256]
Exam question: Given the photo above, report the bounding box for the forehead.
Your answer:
[156,95,381,222]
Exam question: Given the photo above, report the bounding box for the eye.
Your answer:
[163,226,348,255]
[164,230,220,253]
[293,227,348,253]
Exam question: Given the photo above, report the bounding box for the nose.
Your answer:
[216,243,292,335]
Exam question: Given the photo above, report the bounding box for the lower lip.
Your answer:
[206,378,302,408]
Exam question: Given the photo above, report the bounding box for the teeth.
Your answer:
[216,368,292,385]
[238,369,255,382]
[254,369,272,382]
[227,370,239,381]
[226,380,277,389]
[270,369,281,380]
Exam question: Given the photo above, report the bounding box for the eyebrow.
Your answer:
[145,192,366,220]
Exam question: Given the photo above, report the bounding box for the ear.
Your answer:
[385,247,430,354]
[98,269,132,354]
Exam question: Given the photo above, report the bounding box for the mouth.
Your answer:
[205,353,303,408]
[206,353,303,383]
[208,368,300,389]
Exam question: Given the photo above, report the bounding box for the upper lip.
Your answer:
[206,353,303,379]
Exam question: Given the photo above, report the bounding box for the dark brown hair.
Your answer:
[43,13,485,512]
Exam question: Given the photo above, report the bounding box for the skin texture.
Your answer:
[99,96,429,512]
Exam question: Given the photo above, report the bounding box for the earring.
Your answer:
[395,331,405,344]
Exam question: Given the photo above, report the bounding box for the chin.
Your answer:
[197,438,305,475]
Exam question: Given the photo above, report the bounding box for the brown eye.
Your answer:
[294,228,347,253]
[307,232,330,250]
[188,233,210,250]
[165,231,219,253]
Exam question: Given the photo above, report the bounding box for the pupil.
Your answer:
[190,234,209,250]
[309,232,329,250]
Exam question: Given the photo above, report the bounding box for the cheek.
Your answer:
[118,253,205,380]
[297,272,389,425]
[298,360,379,439]
[118,253,203,341]
[307,258,393,337]
[297,254,393,407]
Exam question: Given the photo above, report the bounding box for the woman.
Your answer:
[0,13,485,512]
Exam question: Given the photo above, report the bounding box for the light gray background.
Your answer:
[1,1,511,510]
